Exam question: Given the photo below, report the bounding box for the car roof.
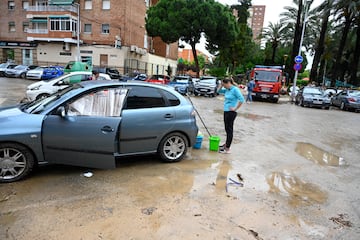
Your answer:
[77,80,178,92]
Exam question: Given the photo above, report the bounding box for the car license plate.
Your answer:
[313,100,322,104]
[261,94,268,98]
[200,89,207,92]
[262,88,270,92]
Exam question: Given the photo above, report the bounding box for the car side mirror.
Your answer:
[56,106,67,117]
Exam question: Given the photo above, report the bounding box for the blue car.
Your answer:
[168,75,195,95]
[0,81,198,183]
[41,66,64,80]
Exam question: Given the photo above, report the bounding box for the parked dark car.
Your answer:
[295,86,331,109]
[331,90,360,112]
[4,65,38,78]
[145,74,171,84]
[0,81,198,183]
[168,75,195,95]
[41,66,64,80]
[194,76,220,97]
[93,67,121,79]
[0,63,17,77]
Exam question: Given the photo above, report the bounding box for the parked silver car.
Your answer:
[295,86,331,109]
[4,65,38,78]
[0,63,17,77]
[194,76,220,97]
[0,81,198,182]
[331,90,360,112]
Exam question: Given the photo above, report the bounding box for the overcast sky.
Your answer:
[218,0,323,27]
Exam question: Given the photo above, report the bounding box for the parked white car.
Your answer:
[26,66,46,80]
[26,71,111,101]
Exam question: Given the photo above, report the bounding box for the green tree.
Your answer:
[331,0,358,84]
[280,0,314,81]
[261,22,286,64]
[146,0,238,77]
[309,0,333,83]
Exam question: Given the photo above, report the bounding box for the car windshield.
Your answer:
[33,67,44,71]
[303,88,322,95]
[0,63,6,68]
[174,77,189,83]
[14,65,27,70]
[199,78,216,84]
[255,71,281,82]
[22,85,82,114]
[349,91,360,97]
[108,69,119,74]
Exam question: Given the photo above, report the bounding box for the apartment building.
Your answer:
[248,5,266,42]
[0,0,178,75]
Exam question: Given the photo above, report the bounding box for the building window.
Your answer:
[84,23,92,33]
[84,0,92,10]
[22,1,29,9]
[23,22,29,32]
[9,22,16,32]
[101,24,109,34]
[102,0,110,10]
[8,1,15,10]
[50,17,71,31]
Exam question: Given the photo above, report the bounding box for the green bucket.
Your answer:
[209,136,220,151]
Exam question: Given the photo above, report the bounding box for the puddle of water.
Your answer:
[213,109,270,121]
[267,171,328,206]
[295,142,345,166]
[215,160,231,192]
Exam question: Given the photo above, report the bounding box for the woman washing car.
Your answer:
[218,78,245,154]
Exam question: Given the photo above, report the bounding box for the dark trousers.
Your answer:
[224,111,237,148]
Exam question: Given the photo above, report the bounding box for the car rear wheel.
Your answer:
[0,143,35,183]
[158,132,188,163]
[340,102,346,111]
[20,73,26,79]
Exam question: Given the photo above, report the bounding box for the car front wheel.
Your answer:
[158,133,188,163]
[36,93,50,100]
[0,143,35,183]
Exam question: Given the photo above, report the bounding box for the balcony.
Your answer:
[27,5,77,13]
[27,29,48,34]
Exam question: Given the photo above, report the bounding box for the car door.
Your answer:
[42,87,128,169]
[119,86,175,154]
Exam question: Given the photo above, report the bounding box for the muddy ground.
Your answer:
[0,77,360,239]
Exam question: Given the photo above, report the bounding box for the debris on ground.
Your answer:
[329,214,352,228]
[141,207,157,215]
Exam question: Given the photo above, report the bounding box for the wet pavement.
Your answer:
[1,77,360,239]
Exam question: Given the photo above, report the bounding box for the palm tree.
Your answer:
[280,0,314,81]
[331,0,360,85]
[309,0,334,83]
[261,22,286,63]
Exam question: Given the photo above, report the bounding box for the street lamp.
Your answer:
[291,0,311,101]
[73,2,80,61]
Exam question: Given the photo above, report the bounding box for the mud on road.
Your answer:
[1,82,360,239]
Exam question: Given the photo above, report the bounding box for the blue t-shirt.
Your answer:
[223,86,245,111]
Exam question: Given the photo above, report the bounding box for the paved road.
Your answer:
[1,77,360,239]
[0,77,34,106]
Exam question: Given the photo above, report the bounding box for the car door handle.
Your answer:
[101,126,114,133]
[164,113,174,119]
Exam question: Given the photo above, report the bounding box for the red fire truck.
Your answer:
[249,65,286,103]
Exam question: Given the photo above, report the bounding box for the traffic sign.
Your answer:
[295,55,303,63]
[293,63,302,71]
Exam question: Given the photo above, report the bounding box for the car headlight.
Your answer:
[30,86,41,91]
